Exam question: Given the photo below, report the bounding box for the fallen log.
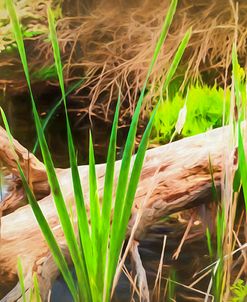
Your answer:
[0,124,236,301]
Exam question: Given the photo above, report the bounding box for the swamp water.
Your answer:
[0,91,213,302]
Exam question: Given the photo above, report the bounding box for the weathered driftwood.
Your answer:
[0,125,234,301]
[0,127,49,215]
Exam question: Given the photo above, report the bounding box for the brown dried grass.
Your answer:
[1,0,247,124]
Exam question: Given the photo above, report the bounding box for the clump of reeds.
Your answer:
[2,0,190,300]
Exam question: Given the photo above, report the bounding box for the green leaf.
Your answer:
[32,272,42,302]
[162,28,192,93]
[17,257,27,302]
[238,124,247,211]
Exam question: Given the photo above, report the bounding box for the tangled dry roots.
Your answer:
[1,0,247,124]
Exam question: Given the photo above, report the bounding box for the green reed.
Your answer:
[3,0,190,300]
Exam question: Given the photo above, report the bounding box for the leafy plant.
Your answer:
[151,81,246,144]
[4,0,190,301]
[230,280,247,302]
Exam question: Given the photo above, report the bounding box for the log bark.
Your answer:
[0,124,235,301]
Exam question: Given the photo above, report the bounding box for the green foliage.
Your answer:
[4,0,190,301]
[182,85,229,136]
[152,95,184,142]
[152,84,232,143]
[230,280,247,302]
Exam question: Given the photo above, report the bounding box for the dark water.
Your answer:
[50,223,210,302]
[0,90,211,302]
[0,87,129,168]
[50,220,211,302]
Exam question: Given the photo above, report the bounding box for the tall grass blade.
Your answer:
[110,0,179,234]
[232,44,241,110]
[7,1,89,300]
[106,15,191,299]
[88,131,101,243]
[99,94,120,296]
[206,228,213,260]
[47,7,66,103]
[107,105,159,297]
[162,28,192,94]
[238,125,247,210]
[5,0,30,87]
[88,131,102,296]
[233,47,247,211]
[33,272,42,302]
[17,257,27,302]
[48,6,92,301]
